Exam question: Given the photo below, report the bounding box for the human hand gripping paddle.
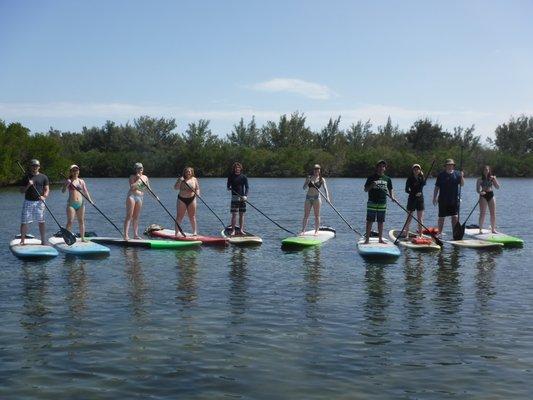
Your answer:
[380,187,444,247]
[16,161,77,245]
[229,188,295,235]
[308,180,363,237]
[60,172,125,239]
[138,176,186,237]
[394,159,436,245]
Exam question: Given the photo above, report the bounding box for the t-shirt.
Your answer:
[365,173,392,204]
[22,173,49,201]
[227,173,249,196]
[405,175,425,198]
[435,170,461,205]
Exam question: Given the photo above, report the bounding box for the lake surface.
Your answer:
[1,177,532,399]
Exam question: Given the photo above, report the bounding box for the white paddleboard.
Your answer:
[389,230,441,251]
[357,237,401,259]
[221,226,262,246]
[10,237,59,259]
[464,227,524,247]
[49,236,110,255]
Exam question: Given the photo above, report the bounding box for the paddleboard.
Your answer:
[444,239,503,249]
[357,237,401,259]
[49,236,110,256]
[281,227,336,249]
[10,236,59,259]
[464,227,524,247]
[389,230,441,251]
[89,237,202,249]
[221,226,262,246]
[148,228,229,246]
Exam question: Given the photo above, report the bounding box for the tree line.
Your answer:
[1,113,532,186]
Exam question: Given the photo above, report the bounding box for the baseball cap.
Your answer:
[376,160,387,166]
[445,159,455,165]
[134,162,143,169]
[313,164,321,169]
[69,164,79,170]
[30,159,40,166]
[412,163,421,169]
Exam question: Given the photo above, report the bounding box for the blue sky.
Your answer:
[1,0,532,139]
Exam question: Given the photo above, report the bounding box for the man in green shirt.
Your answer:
[364,160,396,243]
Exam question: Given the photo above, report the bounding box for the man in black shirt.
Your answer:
[20,159,49,245]
[227,162,249,235]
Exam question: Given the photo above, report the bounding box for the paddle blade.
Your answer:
[452,222,465,240]
[61,228,77,246]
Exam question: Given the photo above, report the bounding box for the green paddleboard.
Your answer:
[464,228,524,247]
[90,237,202,249]
[281,228,335,249]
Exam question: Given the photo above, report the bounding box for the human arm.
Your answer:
[174,177,182,190]
[322,179,330,202]
[81,180,94,203]
[476,178,483,194]
[433,185,439,206]
[459,170,465,186]
[492,176,500,189]
[303,175,311,190]
[405,178,411,195]
[364,176,375,192]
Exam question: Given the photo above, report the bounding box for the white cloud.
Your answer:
[249,78,336,100]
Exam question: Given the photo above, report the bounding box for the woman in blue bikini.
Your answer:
[124,162,150,240]
[62,164,93,241]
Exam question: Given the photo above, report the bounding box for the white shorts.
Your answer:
[21,200,45,224]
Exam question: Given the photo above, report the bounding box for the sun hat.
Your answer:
[313,164,321,169]
[69,164,79,170]
[412,163,421,169]
[30,159,40,166]
[445,159,455,165]
[134,162,143,169]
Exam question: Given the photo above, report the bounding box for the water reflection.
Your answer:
[175,250,199,306]
[123,247,148,321]
[62,258,88,318]
[475,251,499,312]
[228,246,249,328]
[403,252,425,326]
[302,247,321,320]
[362,263,391,345]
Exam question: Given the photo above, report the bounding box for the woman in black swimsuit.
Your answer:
[174,167,200,236]
[476,165,500,233]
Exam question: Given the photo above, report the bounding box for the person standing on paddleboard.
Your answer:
[227,162,249,236]
[61,164,94,242]
[432,159,464,236]
[301,164,330,235]
[175,167,200,237]
[402,163,426,237]
[364,160,396,244]
[477,165,500,234]
[19,159,49,245]
[124,162,150,240]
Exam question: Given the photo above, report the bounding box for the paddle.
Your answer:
[452,145,465,240]
[179,177,226,228]
[308,180,363,237]
[394,159,436,245]
[60,172,125,238]
[383,190,444,247]
[137,176,186,237]
[453,197,481,240]
[16,161,77,245]
[229,188,295,235]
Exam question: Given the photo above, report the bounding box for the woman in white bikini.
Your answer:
[61,164,93,241]
[124,162,150,240]
[301,164,330,235]
[174,167,200,236]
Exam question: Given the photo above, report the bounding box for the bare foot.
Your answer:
[379,239,385,244]
[363,240,369,244]
[134,235,141,239]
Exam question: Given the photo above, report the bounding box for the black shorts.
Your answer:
[438,202,458,218]
[230,195,246,213]
[407,196,425,211]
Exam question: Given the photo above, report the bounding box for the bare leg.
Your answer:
[451,215,459,233]
[177,200,187,236]
[364,220,373,244]
[488,198,497,232]
[403,212,413,235]
[20,223,28,245]
[38,222,46,245]
[377,221,384,243]
[478,197,488,233]
[230,212,237,235]
[313,200,321,234]
[132,201,142,239]
[66,206,75,232]
[124,197,134,240]
[416,210,424,235]
[301,201,312,234]
[188,201,198,235]
[239,212,245,233]
[437,217,445,236]
[77,206,85,241]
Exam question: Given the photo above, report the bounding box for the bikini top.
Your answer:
[481,177,493,190]
[68,178,87,193]
[180,178,197,193]
[308,178,323,189]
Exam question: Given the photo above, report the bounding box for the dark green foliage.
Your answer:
[1,114,532,186]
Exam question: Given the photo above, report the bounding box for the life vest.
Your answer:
[411,237,433,245]
[422,227,439,235]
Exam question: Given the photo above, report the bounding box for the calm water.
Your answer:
[1,177,532,399]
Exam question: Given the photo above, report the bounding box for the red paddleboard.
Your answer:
[148,228,229,246]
